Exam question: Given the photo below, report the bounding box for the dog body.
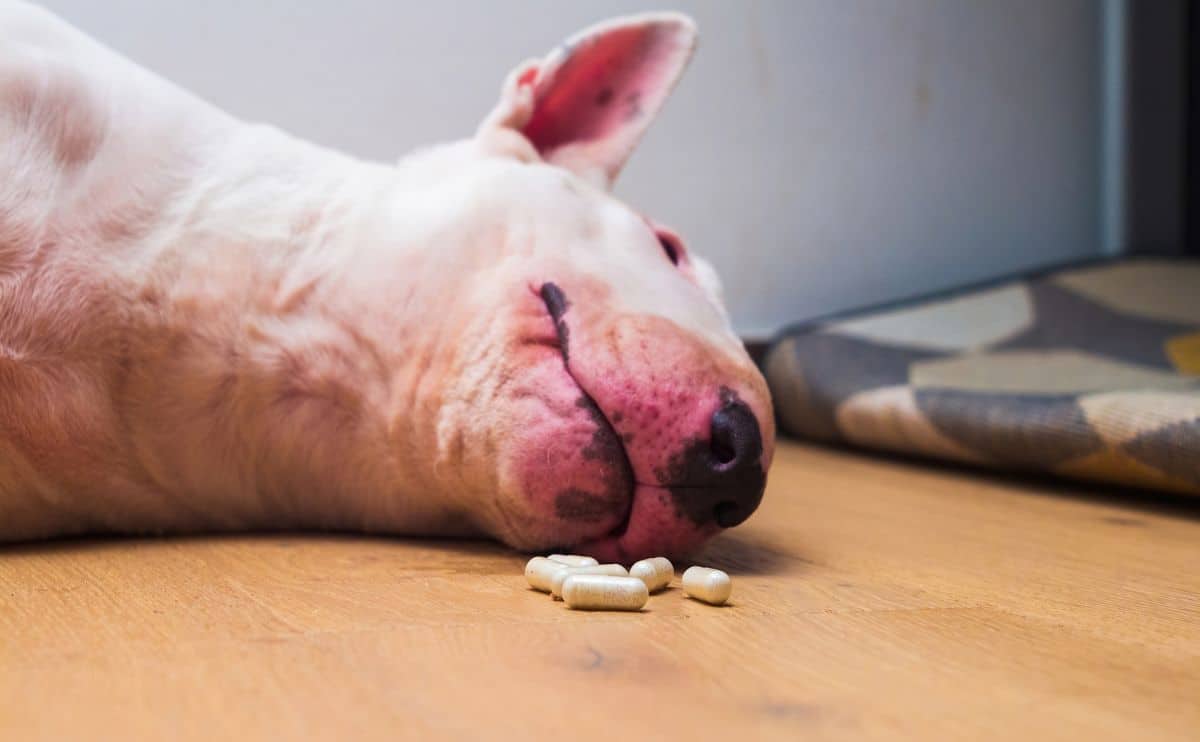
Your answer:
[0,2,773,561]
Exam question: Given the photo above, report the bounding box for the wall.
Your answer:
[39,0,1106,337]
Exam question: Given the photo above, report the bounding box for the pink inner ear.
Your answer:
[522,24,679,156]
[517,66,539,87]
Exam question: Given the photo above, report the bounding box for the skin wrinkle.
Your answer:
[529,288,638,540]
[390,337,434,458]
[446,287,618,544]
[398,335,444,460]
[430,306,510,532]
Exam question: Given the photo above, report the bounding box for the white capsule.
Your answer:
[525,556,569,593]
[561,575,648,611]
[550,563,628,598]
[629,557,674,593]
[547,554,599,567]
[682,566,732,606]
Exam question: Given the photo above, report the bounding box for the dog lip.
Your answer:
[535,282,638,538]
[539,282,571,362]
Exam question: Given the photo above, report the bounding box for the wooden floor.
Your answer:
[2,441,1198,741]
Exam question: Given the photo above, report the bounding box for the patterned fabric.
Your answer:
[764,259,1200,495]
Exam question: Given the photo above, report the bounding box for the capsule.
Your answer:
[550,563,628,598]
[547,554,599,567]
[561,575,648,611]
[629,557,674,593]
[682,566,732,606]
[525,556,568,592]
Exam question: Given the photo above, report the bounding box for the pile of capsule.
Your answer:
[524,554,732,611]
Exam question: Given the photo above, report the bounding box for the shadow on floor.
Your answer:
[0,530,510,559]
[794,436,1200,523]
[685,530,812,576]
[0,528,808,577]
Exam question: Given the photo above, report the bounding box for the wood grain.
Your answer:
[2,441,1198,740]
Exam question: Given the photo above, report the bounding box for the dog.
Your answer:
[0,2,774,562]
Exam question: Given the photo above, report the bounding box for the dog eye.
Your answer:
[658,235,680,266]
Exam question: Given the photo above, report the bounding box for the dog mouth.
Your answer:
[532,280,756,562]
[537,282,637,542]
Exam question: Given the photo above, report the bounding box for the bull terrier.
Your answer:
[0,2,774,562]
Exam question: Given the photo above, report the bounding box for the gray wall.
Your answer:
[40,0,1106,337]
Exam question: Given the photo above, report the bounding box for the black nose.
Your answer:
[707,399,766,527]
[662,394,768,529]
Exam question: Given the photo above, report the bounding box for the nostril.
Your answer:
[713,501,744,528]
[711,437,737,465]
[709,400,761,471]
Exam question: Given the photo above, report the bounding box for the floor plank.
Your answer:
[2,441,1198,741]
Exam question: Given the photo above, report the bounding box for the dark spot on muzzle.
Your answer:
[659,389,766,529]
[553,397,634,525]
[555,488,617,523]
[540,282,570,362]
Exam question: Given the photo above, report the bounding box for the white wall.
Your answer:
[39,0,1105,337]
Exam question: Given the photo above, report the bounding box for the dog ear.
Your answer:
[478,13,697,189]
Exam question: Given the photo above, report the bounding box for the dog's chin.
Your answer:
[574,485,723,563]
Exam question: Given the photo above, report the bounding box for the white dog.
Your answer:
[0,2,774,562]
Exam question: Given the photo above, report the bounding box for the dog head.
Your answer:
[388,14,774,561]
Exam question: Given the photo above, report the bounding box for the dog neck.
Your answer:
[1,107,478,539]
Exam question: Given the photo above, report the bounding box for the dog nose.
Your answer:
[708,399,765,527]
